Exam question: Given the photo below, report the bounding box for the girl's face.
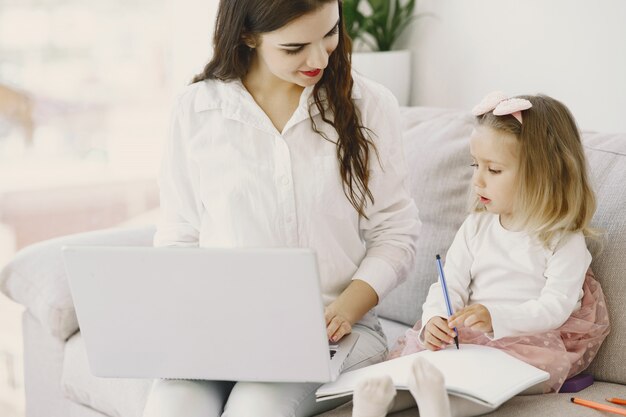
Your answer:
[250,2,340,88]
[469,125,521,229]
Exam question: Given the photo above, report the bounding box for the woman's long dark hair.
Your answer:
[192,0,376,217]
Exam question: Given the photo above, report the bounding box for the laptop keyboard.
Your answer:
[329,342,339,360]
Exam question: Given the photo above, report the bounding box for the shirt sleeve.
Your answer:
[354,87,421,301]
[485,232,591,340]
[153,97,203,247]
[419,215,475,339]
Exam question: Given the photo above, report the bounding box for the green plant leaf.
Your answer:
[342,0,363,41]
[349,0,418,51]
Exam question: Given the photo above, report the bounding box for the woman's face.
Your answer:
[250,1,340,87]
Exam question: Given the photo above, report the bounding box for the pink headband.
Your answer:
[472,91,532,124]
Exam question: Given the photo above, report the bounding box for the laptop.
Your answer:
[61,246,359,383]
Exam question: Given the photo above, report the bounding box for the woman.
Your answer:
[144,1,421,416]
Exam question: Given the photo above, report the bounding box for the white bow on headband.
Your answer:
[472,91,532,124]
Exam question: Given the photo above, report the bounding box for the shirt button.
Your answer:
[281,176,290,185]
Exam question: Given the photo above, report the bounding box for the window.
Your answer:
[0,0,174,183]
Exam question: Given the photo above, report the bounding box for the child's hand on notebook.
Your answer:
[448,304,493,334]
[424,316,457,351]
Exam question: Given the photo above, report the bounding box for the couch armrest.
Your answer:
[0,226,155,340]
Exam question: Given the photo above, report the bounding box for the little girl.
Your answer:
[351,92,610,417]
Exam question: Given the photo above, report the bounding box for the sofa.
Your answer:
[1,107,625,417]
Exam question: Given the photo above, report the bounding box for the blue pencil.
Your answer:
[436,254,459,349]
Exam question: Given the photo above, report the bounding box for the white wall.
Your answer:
[399,0,626,133]
[176,1,625,133]
[168,0,218,94]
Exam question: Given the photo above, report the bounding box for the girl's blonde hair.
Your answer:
[473,94,596,247]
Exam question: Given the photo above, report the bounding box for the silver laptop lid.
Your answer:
[62,246,347,383]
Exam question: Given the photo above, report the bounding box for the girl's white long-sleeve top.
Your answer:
[421,212,590,340]
[154,73,421,305]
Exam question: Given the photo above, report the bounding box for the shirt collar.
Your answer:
[193,77,362,113]
[193,77,362,135]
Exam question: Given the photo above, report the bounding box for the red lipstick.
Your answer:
[301,69,321,77]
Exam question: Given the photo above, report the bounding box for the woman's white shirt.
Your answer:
[154,73,421,305]
[421,212,590,340]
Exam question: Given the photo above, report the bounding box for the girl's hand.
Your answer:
[424,316,457,351]
[448,304,493,333]
[324,303,353,343]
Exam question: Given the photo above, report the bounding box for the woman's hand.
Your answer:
[324,279,379,343]
[424,316,457,351]
[448,304,493,334]
[325,303,353,343]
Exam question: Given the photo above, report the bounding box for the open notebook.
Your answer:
[316,344,549,408]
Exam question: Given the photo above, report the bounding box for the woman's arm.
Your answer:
[153,96,203,247]
[328,83,421,341]
[356,85,421,298]
[325,279,378,342]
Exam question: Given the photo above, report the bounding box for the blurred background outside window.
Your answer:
[0,0,172,180]
[0,0,216,415]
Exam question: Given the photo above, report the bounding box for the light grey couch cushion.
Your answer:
[377,107,474,327]
[580,132,626,385]
[23,312,112,417]
[0,226,155,340]
[320,381,626,416]
[62,333,151,417]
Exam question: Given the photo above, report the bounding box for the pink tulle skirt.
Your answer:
[388,268,610,393]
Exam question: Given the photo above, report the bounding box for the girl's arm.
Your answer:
[484,232,591,340]
[153,96,203,247]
